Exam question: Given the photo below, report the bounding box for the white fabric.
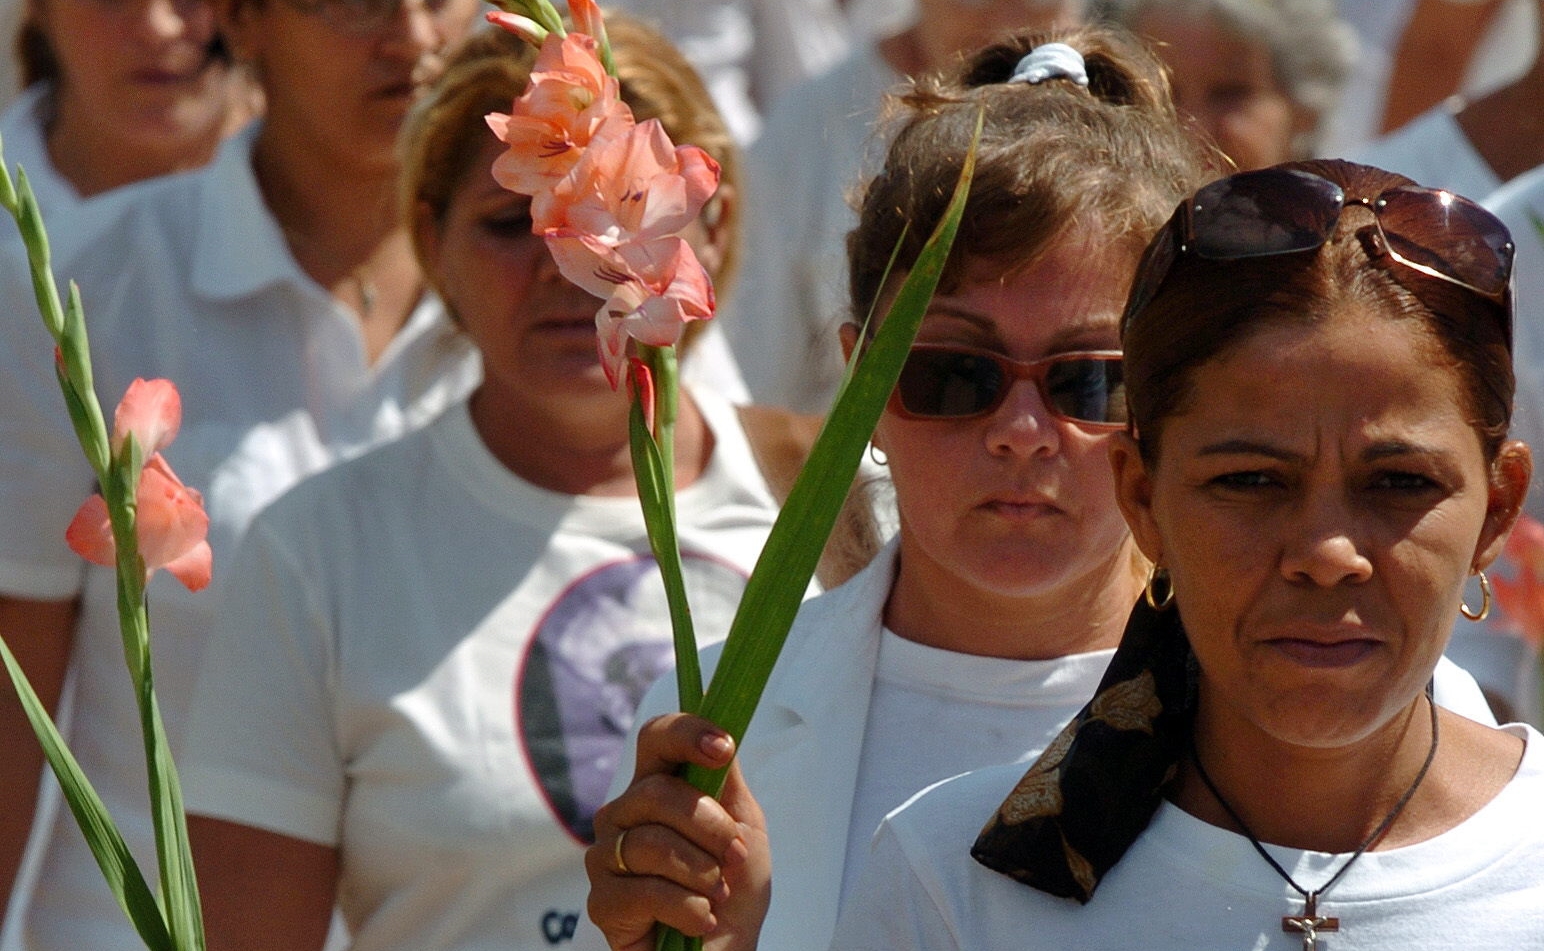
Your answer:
[602,0,857,143]
[1350,104,1502,200]
[0,122,480,951]
[181,389,781,951]
[724,42,899,413]
[840,629,1113,900]
[572,541,1498,951]
[831,723,1544,950]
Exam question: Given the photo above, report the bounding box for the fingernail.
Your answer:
[700,731,733,759]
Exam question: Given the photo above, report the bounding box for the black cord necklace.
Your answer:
[1189,692,1440,951]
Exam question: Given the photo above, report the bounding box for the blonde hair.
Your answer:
[400,17,743,345]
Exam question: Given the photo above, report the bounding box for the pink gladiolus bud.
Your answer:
[485,10,548,45]
[65,455,212,591]
[568,0,605,39]
[487,32,631,197]
[111,378,181,456]
[627,357,655,434]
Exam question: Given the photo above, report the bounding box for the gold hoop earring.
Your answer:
[1460,570,1491,622]
[1144,566,1174,611]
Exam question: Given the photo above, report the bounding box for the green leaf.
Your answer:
[0,636,175,951]
[692,109,980,779]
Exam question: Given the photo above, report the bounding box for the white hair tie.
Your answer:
[1007,43,1089,87]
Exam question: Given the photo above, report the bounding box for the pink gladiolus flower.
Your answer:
[590,236,715,386]
[484,9,548,45]
[487,32,631,197]
[537,117,719,239]
[64,380,212,592]
[1492,514,1544,648]
[111,377,181,457]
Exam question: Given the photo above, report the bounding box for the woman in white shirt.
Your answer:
[832,160,1544,951]
[179,21,827,951]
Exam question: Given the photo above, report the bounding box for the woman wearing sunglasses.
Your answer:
[577,33,1499,951]
[828,160,1544,949]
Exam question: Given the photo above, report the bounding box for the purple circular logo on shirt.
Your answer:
[515,552,748,843]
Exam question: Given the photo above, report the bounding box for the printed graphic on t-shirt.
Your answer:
[517,552,748,843]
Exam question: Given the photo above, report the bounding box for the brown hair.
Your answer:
[848,23,1214,325]
[1121,158,1514,460]
[401,16,743,342]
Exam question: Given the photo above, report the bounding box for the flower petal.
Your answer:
[162,541,213,592]
[568,0,605,39]
[111,378,181,456]
[135,454,212,588]
[65,494,116,568]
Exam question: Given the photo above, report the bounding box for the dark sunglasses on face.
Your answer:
[1122,167,1515,344]
[889,345,1127,428]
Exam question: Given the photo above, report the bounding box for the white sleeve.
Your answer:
[181,511,345,845]
[0,252,94,598]
[827,817,961,951]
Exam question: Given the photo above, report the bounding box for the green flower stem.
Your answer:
[629,344,703,711]
[0,144,204,950]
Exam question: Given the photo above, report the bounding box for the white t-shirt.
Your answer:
[181,390,783,951]
[724,41,899,413]
[841,631,1114,900]
[831,723,1544,950]
[0,122,479,951]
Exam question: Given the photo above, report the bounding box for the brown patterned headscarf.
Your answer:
[971,596,1195,901]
